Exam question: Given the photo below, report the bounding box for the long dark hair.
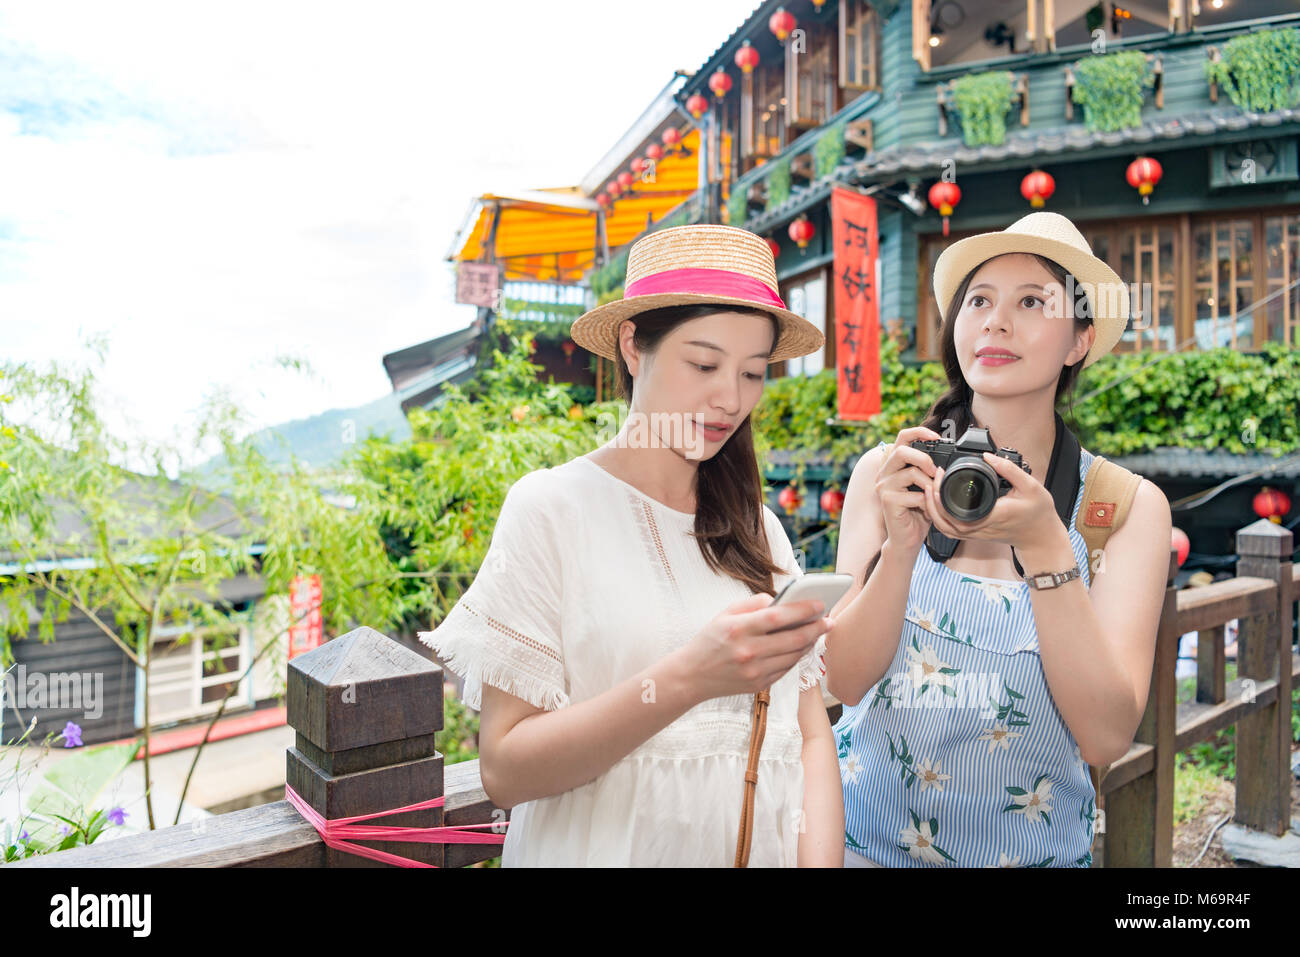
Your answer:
[613,302,788,597]
[921,252,1094,440]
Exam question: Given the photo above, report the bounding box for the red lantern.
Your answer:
[662,127,682,147]
[686,92,710,118]
[630,158,645,174]
[734,39,760,74]
[562,340,576,362]
[1252,487,1292,524]
[1126,156,1162,206]
[766,236,781,259]
[607,181,622,197]
[820,487,845,517]
[1171,527,1190,567]
[617,171,634,189]
[778,484,803,515]
[788,215,815,250]
[595,193,609,208]
[928,181,961,237]
[1020,169,1055,208]
[707,71,732,100]
[769,7,796,41]
[645,143,663,161]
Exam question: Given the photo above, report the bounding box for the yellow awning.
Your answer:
[452,129,726,283]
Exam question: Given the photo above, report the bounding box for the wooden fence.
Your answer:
[9,520,1296,868]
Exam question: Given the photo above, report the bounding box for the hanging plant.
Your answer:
[765,157,792,212]
[813,122,846,179]
[950,70,1013,146]
[1071,50,1154,133]
[1205,27,1300,113]
[727,187,750,227]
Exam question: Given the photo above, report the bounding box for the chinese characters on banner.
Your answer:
[288,574,323,659]
[831,186,881,421]
[455,262,503,308]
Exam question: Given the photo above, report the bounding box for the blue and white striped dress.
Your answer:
[834,440,1098,867]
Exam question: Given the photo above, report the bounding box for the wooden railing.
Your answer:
[9,520,1295,868]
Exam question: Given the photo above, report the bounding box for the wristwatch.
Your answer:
[1023,563,1082,590]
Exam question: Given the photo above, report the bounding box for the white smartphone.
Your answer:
[770,572,854,628]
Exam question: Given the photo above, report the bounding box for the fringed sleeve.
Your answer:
[418,470,569,713]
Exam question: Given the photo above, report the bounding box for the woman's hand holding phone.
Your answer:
[874,426,944,554]
[677,592,834,703]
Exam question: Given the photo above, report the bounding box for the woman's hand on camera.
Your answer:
[678,592,834,702]
[923,451,1059,552]
[874,426,944,553]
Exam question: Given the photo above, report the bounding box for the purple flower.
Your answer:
[19,830,28,842]
[61,721,83,747]
[107,807,127,827]
[58,824,70,836]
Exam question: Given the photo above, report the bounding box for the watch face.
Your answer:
[1035,575,1053,588]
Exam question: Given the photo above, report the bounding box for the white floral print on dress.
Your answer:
[977,725,1022,752]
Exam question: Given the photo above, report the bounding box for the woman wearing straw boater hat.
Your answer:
[822,211,1172,867]
[422,224,845,866]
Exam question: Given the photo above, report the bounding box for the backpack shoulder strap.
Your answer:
[1075,455,1143,585]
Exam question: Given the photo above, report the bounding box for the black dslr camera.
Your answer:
[907,427,1031,521]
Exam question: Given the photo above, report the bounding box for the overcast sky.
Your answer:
[0,0,758,472]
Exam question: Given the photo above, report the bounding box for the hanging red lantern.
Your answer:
[788,214,815,250]
[1020,169,1055,208]
[630,158,645,175]
[928,181,961,236]
[778,484,803,515]
[1252,487,1292,524]
[734,39,760,74]
[707,70,732,100]
[607,181,622,197]
[595,193,609,208]
[562,340,576,362]
[1171,527,1190,567]
[662,127,682,147]
[617,171,634,189]
[686,92,710,118]
[820,487,845,517]
[765,236,781,259]
[1126,156,1162,205]
[645,143,663,161]
[769,7,797,41]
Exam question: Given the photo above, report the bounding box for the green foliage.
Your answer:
[1069,343,1300,455]
[813,123,847,178]
[727,188,749,228]
[1205,26,1300,113]
[950,71,1013,147]
[765,157,792,212]
[1071,50,1155,133]
[588,249,629,303]
[437,684,478,765]
[493,316,575,347]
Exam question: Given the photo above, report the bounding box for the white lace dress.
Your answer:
[419,454,827,867]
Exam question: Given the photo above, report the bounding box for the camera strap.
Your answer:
[924,408,1081,577]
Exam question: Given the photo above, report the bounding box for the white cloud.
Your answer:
[0,0,758,472]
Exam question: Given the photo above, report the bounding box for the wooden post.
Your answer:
[286,626,445,866]
[1196,624,1226,704]
[1232,519,1295,835]
[1103,548,1179,867]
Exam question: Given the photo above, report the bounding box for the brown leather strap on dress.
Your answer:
[734,686,771,867]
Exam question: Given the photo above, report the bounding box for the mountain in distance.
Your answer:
[189,392,412,483]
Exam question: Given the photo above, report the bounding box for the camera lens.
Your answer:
[940,462,998,521]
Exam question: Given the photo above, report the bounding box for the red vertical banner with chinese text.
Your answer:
[289,574,323,659]
[831,186,880,421]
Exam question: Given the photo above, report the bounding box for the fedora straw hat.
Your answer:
[570,223,824,363]
[932,211,1129,369]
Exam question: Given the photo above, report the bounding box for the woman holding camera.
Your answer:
[422,225,844,866]
[824,212,1172,866]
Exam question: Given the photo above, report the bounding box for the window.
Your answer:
[783,272,827,377]
[1264,213,1300,348]
[1082,221,1179,353]
[787,18,837,133]
[840,0,881,92]
[141,610,252,727]
[1193,217,1256,350]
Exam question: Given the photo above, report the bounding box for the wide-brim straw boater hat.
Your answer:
[932,210,1129,369]
[570,224,825,363]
